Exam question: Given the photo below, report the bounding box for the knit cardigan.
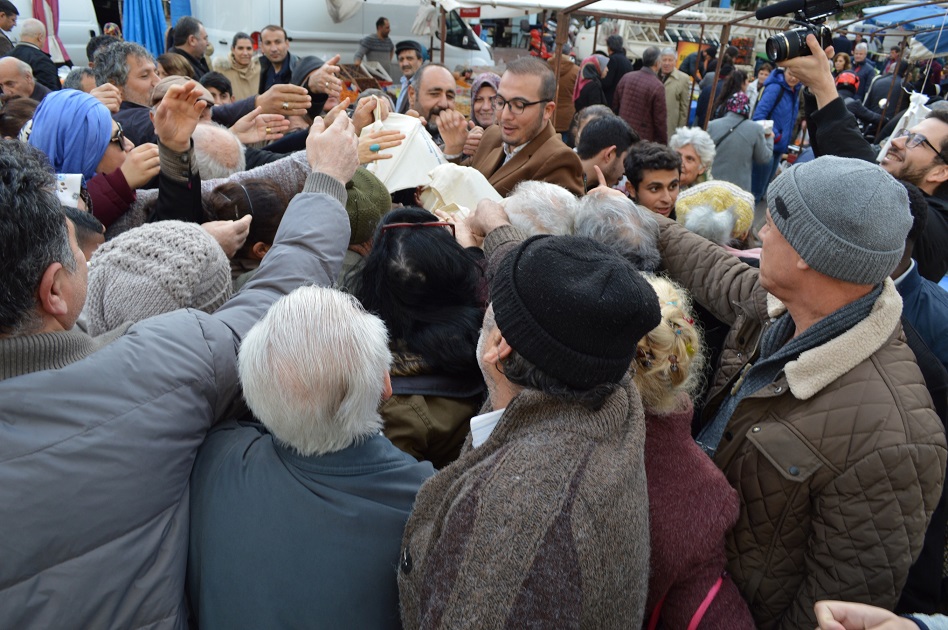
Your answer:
[644,395,755,629]
[398,380,651,629]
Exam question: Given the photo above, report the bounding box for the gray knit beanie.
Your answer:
[84,221,233,336]
[766,155,911,285]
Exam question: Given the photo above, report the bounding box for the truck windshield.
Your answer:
[444,10,480,50]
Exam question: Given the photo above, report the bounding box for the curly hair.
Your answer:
[631,275,705,412]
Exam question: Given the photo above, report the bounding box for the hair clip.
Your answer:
[685,316,695,325]
[669,355,679,372]
[666,300,678,306]
[636,347,654,369]
[685,343,696,356]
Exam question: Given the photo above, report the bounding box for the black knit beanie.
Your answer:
[491,235,662,390]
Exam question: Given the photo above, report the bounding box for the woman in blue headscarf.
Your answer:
[28,89,138,227]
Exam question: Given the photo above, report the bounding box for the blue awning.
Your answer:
[123,0,166,59]
[863,4,948,31]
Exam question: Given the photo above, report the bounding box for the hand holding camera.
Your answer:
[779,34,839,109]
[757,0,841,61]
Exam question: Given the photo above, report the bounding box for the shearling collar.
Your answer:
[764,279,902,400]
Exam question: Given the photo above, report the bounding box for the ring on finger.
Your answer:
[281,101,289,111]
[266,127,272,134]
[369,143,381,152]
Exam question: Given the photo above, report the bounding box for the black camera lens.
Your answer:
[766,24,832,62]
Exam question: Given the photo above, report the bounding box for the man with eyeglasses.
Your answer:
[786,34,948,283]
[441,56,583,196]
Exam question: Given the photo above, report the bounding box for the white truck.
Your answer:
[192,0,493,72]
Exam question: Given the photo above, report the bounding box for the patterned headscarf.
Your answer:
[725,91,751,118]
[573,55,609,102]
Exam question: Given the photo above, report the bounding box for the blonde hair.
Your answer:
[631,275,705,412]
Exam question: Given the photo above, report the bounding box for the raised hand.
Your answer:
[307,55,344,98]
[307,113,359,184]
[358,129,405,164]
[230,107,291,144]
[120,143,160,189]
[256,84,312,117]
[154,81,207,152]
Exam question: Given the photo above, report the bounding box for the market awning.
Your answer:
[862,3,948,30]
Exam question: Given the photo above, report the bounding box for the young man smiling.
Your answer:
[789,33,948,281]
[443,56,583,196]
[624,141,681,218]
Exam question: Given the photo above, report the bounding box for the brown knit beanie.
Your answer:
[346,168,390,245]
[84,221,233,336]
[491,235,662,389]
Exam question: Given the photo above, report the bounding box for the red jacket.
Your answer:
[644,395,754,629]
[87,169,135,228]
[613,67,668,144]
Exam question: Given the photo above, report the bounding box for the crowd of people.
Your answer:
[0,9,947,630]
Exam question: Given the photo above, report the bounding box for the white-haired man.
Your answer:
[9,17,59,92]
[188,286,434,629]
[851,42,876,101]
[504,180,577,236]
[658,47,691,139]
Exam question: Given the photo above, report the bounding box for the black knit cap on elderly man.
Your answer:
[399,234,664,627]
[657,154,946,628]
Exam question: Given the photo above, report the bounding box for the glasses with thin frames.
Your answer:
[489,95,550,116]
[895,129,948,163]
[379,221,456,237]
[110,121,125,148]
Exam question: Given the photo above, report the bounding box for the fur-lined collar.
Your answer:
[764,279,903,400]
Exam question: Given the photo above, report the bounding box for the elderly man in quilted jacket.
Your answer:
[657,155,946,628]
[0,86,359,628]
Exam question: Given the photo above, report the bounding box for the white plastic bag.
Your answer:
[362,110,447,193]
[877,91,930,164]
[419,163,502,218]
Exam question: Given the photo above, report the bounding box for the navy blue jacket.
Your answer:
[188,423,434,629]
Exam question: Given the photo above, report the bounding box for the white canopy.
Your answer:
[437,0,706,20]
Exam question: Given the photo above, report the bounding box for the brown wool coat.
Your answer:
[398,381,651,629]
[466,121,584,196]
[548,55,579,133]
[658,217,947,629]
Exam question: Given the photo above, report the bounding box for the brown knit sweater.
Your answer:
[398,380,651,628]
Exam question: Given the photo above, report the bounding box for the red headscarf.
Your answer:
[572,55,608,102]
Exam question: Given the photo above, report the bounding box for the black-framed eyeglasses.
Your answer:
[380,221,456,237]
[110,121,125,147]
[895,129,948,163]
[490,95,550,116]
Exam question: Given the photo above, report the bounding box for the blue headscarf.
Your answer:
[28,89,113,181]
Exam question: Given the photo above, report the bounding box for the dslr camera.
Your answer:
[756,0,843,62]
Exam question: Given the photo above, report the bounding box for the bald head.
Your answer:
[0,57,36,98]
[192,123,246,179]
[19,18,45,46]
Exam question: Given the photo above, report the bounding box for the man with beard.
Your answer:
[576,114,638,191]
[258,25,299,94]
[789,34,948,282]
[407,62,458,147]
[440,56,584,196]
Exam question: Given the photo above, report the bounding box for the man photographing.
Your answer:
[784,33,948,282]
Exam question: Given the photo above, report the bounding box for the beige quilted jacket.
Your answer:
[658,218,947,629]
